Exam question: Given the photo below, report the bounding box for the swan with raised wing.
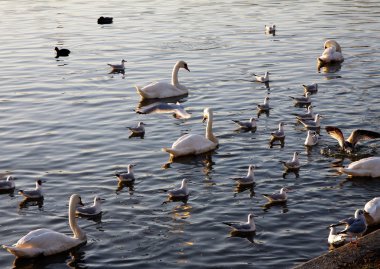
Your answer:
[136,61,190,99]
[162,108,218,158]
[3,194,86,258]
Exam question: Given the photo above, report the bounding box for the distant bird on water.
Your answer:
[127,122,146,136]
[289,92,311,106]
[304,130,318,146]
[19,179,44,199]
[115,164,136,183]
[280,152,300,170]
[168,178,189,198]
[257,96,271,111]
[263,187,291,203]
[265,25,276,35]
[223,213,257,232]
[232,118,257,131]
[230,165,255,185]
[108,59,127,71]
[253,71,270,83]
[55,47,70,58]
[325,126,380,153]
[303,83,318,94]
[0,176,16,191]
[97,16,113,24]
[76,196,104,216]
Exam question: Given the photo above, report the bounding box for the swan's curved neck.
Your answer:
[205,112,218,144]
[69,199,86,240]
[171,63,181,86]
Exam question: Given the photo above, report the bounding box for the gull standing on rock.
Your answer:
[19,180,44,199]
[328,225,346,247]
[115,164,136,183]
[304,130,318,146]
[231,165,255,185]
[223,213,257,232]
[325,126,380,153]
[334,209,367,244]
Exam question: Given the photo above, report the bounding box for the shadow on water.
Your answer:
[162,152,215,171]
[229,230,256,244]
[234,183,255,198]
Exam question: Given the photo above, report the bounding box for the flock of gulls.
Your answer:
[1,20,380,262]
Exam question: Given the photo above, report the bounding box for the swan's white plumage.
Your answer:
[136,60,190,99]
[364,197,380,226]
[163,108,218,158]
[339,157,380,177]
[318,40,344,63]
[3,194,86,258]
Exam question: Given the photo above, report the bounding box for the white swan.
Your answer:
[364,197,380,226]
[136,61,190,99]
[338,157,380,178]
[318,40,344,64]
[2,194,86,258]
[162,108,218,158]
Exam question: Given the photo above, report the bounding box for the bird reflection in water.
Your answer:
[229,230,256,244]
[282,167,300,179]
[262,202,289,214]
[19,197,44,209]
[233,183,255,198]
[116,181,135,195]
[317,61,342,74]
[257,109,270,118]
[162,152,214,171]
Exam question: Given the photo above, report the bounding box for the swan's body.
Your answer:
[299,114,322,129]
[108,59,126,71]
[163,108,218,158]
[253,72,270,82]
[19,180,43,199]
[303,84,318,94]
[257,97,270,111]
[232,118,257,130]
[136,61,190,99]
[295,105,314,121]
[76,196,103,216]
[263,187,291,203]
[364,197,380,226]
[231,165,255,185]
[305,131,318,146]
[280,152,300,169]
[223,213,256,232]
[318,40,344,64]
[136,102,191,119]
[0,176,15,191]
[328,226,346,246]
[115,164,135,182]
[338,157,380,178]
[3,194,86,258]
[325,126,380,153]
[168,178,189,198]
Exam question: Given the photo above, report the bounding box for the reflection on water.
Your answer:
[19,198,44,210]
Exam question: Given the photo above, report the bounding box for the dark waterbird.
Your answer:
[54,47,70,58]
[97,16,113,24]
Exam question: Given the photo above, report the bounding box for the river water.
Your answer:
[0,0,379,268]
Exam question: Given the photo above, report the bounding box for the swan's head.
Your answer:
[70,194,84,207]
[202,108,213,123]
[177,61,190,72]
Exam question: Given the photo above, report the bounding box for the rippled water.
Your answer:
[1,0,380,268]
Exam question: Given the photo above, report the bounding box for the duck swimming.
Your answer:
[162,108,218,158]
[3,194,86,258]
[136,61,190,99]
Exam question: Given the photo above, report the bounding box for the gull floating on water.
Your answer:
[280,152,300,170]
[232,118,257,130]
[299,114,322,129]
[270,122,286,147]
[127,122,146,136]
[136,61,190,99]
[325,126,380,153]
[231,165,255,185]
[19,179,44,199]
[76,196,103,216]
[115,164,136,183]
[294,105,314,121]
[253,71,270,83]
[265,25,276,35]
[328,225,347,247]
[364,197,380,226]
[303,83,318,94]
[0,176,16,191]
[333,209,367,244]
[318,40,344,65]
[289,92,311,106]
[136,102,191,119]
[338,157,380,178]
[2,194,86,258]
[168,178,189,198]
[223,213,256,232]
[263,187,291,203]
[108,59,126,71]
[304,130,318,146]
[257,96,271,112]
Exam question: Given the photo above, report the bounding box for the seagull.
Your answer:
[54,47,70,57]
[336,209,367,244]
[76,196,104,216]
[303,84,318,94]
[108,59,127,71]
[232,118,257,130]
[223,213,257,232]
[263,187,291,203]
[0,176,16,191]
[280,152,300,169]
[231,165,255,185]
[294,105,314,121]
[127,122,146,136]
[304,130,318,146]
[325,126,380,153]
[289,92,311,106]
[265,25,276,35]
[115,164,136,183]
[328,225,346,247]
[299,114,322,129]
[257,97,270,111]
[253,72,270,83]
[168,179,189,198]
[19,179,44,199]
[271,122,286,139]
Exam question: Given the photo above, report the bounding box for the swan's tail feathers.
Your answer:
[162,147,179,156]
[2,245,42,258]
[135,85,146,98]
